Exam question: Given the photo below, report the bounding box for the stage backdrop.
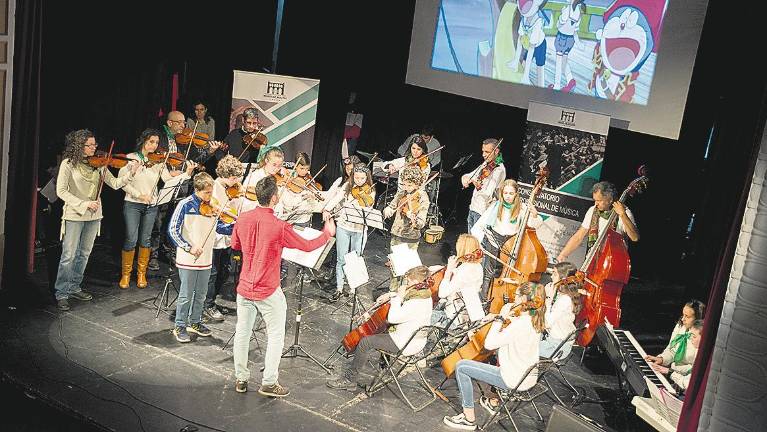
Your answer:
[230,70,320,161]
[518,101,610,267]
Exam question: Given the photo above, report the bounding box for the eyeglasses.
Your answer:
[168,119,184,124]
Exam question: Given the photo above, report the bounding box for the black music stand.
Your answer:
[153,272,179,318]
[444,154,473,224]
[281,228,335,374]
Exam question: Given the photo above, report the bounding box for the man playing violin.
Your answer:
[556,181,639,263]
[461,138,507,232]
[222,107,262,164]
[160,111,221,165]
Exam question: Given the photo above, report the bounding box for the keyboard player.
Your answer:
[650,319,703,395]
[645,300,705,379]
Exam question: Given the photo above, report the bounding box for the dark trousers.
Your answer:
[206,247,232,308]
[347,333,400,381]
[481,230,509,299]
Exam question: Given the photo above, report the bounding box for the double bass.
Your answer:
[486,166,550,313]
[575,169,648,346]
[441,169,549,377]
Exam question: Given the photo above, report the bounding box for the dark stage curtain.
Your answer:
[2,0,43,301]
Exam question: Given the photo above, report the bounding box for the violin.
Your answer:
[85,151,134,169]
[146,151,187,169]
[175,128,228,151]
[284,176,324,201]
[199,198,238,224]
[226,183,244,200]
[464,138,503,190]
[351,184,374,207]
[242,130,268,149]
[244,185,257,201]
[398,190,421,217]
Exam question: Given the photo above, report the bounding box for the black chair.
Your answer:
[481,359,557,432]
[365,324,446,411]
[541,322,588,406]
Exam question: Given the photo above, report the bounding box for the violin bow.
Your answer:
[365,152,378,168]
[237,125,264,161]
[464,138,504,187]
[392,171,440,214]
[406,145,444,168]
[95,140,116,202]
[194,194,236,262]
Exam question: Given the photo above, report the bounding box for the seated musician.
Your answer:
[540,262,583,359]
[433,233,484,328]
[383,166,430,291]
[645,299,705,377]
[322,164,376,302]
[443,282,547,431]
[556,181,639,262]
[326,265,433,392]
[651,319,703,395]
[383,136,431,190]
[470,179,543,298]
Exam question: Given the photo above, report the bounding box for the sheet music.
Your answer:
[344,205,385,230]
[281,227,335,270]
[343,252,369,289]
[388,243,422,276]
[39,178,58,203]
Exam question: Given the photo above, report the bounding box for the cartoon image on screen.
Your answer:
[432,0,668,105]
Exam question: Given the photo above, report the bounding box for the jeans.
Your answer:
[480,230,509,299]
[335,227,363,291]
[234,289,287,386]
[175,268,211,327]
[347,333,399,381]
[467,210,481,233]
[455,359,509,409]
[123,201,159,250]
[54,220,100,300]
[540,336,572,359]
[206,247,232,308]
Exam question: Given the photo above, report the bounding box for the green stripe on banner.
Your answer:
[265,104,317,145]
[271,85,319,121]
[558,160,603,197]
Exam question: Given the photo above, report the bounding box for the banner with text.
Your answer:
[518,102,610,267]
[230,70,320,161]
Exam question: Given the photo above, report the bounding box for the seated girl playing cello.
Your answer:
[433,233,484,328]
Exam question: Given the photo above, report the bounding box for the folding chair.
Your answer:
[365,325,445,412]
[542,323,588,406]
[480,359,557,432]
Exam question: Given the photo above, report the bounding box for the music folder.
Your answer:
[281,226,336,270]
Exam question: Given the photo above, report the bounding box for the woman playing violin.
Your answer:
[327,265,433,392]
[117,129,196,290]
[53,129,140,311]
[443,282,547,431]
[322,164,376,302]
[383,137,431,191]
[341,155,361,183]
[471,179,543,297]
[223,107,262,163]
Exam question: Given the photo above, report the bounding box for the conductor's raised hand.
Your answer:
[324,217,337,237]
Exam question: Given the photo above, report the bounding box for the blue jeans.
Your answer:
[234,290,287,385]
[540,336,572,359]
[335,227,363,290]
[123,201,158,250]
[455,359,509,409]
[54,220,100,300]
[467,210,481,233]
[206,247,232,308]
[175,268,211,327]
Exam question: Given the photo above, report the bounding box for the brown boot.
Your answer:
[137,247,151,288]
[119,249,135,289]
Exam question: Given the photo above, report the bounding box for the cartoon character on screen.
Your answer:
[588,0,667,103]
[509,0,550,87]
[551,0,586,92]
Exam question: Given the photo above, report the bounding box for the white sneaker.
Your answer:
[443,413,477,430]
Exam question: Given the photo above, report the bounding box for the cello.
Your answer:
[575,168,649,346]
[486,166,550,313]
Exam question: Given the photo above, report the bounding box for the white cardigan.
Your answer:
[485,313,540,390]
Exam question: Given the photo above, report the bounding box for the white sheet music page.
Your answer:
[343,252,369,289]
[388,243,422,276]
[281,227,331,268]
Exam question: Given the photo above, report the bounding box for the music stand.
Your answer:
[281,227,336,374]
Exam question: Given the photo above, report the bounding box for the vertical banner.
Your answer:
[230,70,320,161]
[518,102,610,267]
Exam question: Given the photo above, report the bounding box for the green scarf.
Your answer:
[494,153,504,165]
[670,331,691,364]
[502,201,513,210]
[162,124,174,140]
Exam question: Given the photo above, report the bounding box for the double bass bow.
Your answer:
[575,167,649,346]
[486,166,550,314]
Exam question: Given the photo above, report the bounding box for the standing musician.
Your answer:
[397,125,442,168]
[470,179,542,297]
[167,172,234,343]
[322,164,376,302]
[383,136,431,190]
[118,129,195,290]
[239,147,287,214]
[231,176,335,397]
[222,107,262,164]
[383,165,430,291]
[326,265,433,392]
[461,138,507,232]
[186,101,216,143]
[341,155,362,183]
[202,155,245,323]
[555,181,639,263]
[53,129,140,311]
[442,282,547,431]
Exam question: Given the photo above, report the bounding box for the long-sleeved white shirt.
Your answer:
[485,313,540,390]
[438,262,483,323]
[462,162,506,214]
[387,295,433,356]
[658,323,698,375]
[471,201,543,241]
[545,293,576,340]
[324,181,377,233]
[119,153,189,204]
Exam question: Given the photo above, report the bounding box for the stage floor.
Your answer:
[0,224,672,432]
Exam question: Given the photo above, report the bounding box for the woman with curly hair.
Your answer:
[54,129,140,311]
